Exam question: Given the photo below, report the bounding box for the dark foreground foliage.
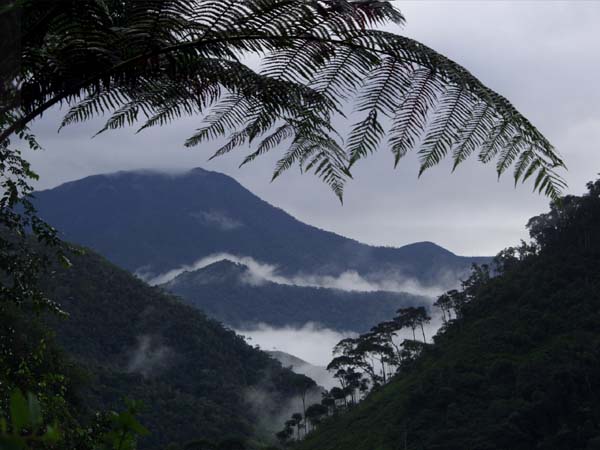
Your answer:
[298,179,600,450]
[38,245,316,450]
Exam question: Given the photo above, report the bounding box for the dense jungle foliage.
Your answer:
[297,179,600,450]
[5,242,317,450]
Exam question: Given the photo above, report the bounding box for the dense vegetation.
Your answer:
[161,260,428,332]
[296,180,600,450]
[0,2,572,448]
[39,244,318,450]
[33,169,489,286]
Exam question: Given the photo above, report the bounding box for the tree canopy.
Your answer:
[297,179,600,450]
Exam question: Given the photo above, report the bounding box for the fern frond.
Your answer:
[388,68,442,167]
[347,110,385,166]
[451,103,495,171]
[418,85,472,175]
[4,0,565,199]
[240,123,295,166]
[478,120,516,164]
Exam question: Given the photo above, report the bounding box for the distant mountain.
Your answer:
[33,168,489,289]
[41,244,318,450]
[160,259,429,332]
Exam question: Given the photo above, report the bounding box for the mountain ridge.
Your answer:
[298,180,600,450]
[40,242,318,450]
[33,168,490,289]
[160,258,430,332]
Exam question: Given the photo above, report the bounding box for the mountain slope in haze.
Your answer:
[41,245,318,450]
[160,260,429,332]
[298,181,600,450]
[268,351,334,390]
[33,168,489,288]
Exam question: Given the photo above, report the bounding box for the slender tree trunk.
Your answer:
[301,391,307,434]
[421,323,426,343]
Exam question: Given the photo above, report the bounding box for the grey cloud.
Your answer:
[126,335,173,377]
[189,210,243,231]
[237,322,355,368]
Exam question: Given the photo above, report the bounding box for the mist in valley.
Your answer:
[144,252,455,297]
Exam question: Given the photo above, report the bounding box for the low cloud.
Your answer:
[268,351,337,390]
[144,253,451,297]
[236,322,355,368]
[126,335,173,377]
[244,385,323,440]
[189,210,243,231]
[237,312,445,390]
[141,253,276,286]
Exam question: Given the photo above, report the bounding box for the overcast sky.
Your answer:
[27,1,600,256]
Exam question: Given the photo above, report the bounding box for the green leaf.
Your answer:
[59,254,73,269]
[41,424,61,443]
[26,393,42,429]
[0,435,26,450]
[9,390,28,432]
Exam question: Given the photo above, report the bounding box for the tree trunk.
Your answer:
[301,391,307,434]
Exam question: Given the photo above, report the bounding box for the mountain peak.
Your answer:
[164,259,249,287]
[34,168,490,287]
[397,241,456,257]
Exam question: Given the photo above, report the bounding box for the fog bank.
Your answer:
[236,323,355,368]
[144,252,449,297]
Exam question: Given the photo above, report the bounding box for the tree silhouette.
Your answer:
[276,425,293,447]
[305,403,328,431]
[393,306,431,343]
[434,293,453,324]
[355,331,394,384]
[320,391,336,416]
[291,374,315,434]
[290,412,304,440]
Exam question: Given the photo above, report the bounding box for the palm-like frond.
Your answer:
[2,0,566,198]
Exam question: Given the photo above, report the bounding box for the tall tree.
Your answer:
[394,306,431,343]
[290,413,304,440]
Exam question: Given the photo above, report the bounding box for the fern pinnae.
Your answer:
[239,125,295,167]
[347,110,385,167]
[495,134,527,177]
[478,119,514,164]
[418,85,471,176]
[185,94,250,147]
[451,103,495,171]
[388,68,440,167]
[208,130,249,161]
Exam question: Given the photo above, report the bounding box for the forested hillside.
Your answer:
[161,260,428,332]
[40,245,317,450]
[33,169,489,288]
[298,180,600,450]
